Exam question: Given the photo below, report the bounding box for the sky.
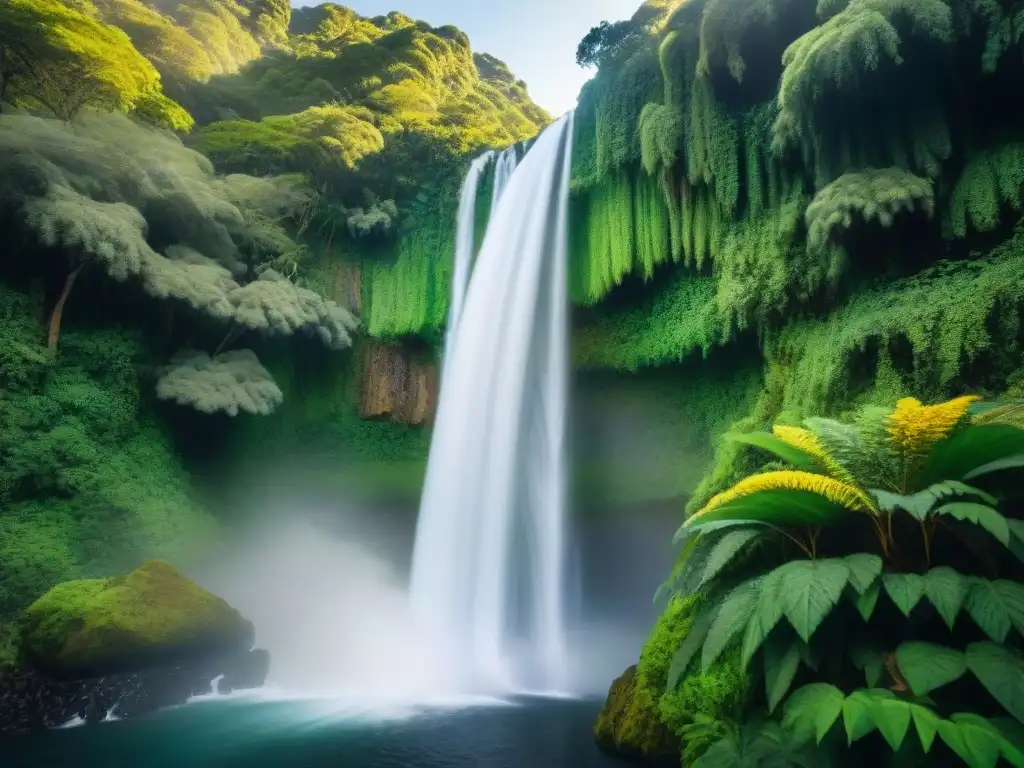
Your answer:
[291,0,644,115]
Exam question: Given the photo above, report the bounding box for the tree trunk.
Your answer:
[48,263,84,350]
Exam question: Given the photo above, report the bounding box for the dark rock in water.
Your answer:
[218,648,270,695]
[593,665,680,766]
[0,559,271,733]
[0,648,271,732]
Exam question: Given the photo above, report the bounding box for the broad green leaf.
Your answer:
[924,566,966,630]
[796,641,820,673]
[966,642,1024,723]
[698,528,762,588]
[871,488,909,514]
[895,642,967,695]
[849,646,884,687]
[884,573,926,617]
[856,579,881,621]
[764,638,802,714]
[669,532,737,597]
[727,432,827,472]
[1009,519,1024,545]
[965,579,1024,642]
[783,683,844,744]
[964,454,1024,480]
[703,578,760,670]
[1009,520,1024,565]
[690,732,741,767]
[874,482,996,520]
[686,489,852,530]
[842,691,876,744]
[667,609,714,690]
[779,559,851,642]
[936,502,1011,545]
[910,703,941,752]
[993,717,1024,768]
[870,695,913,751]
[923,425,1024,486]
[940,716,1002,768]
[674,517,755,546]
[844,553,883,594]
[740,567,786,669]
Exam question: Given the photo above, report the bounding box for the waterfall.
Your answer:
[490,145,519,208]
[410,113,575,693]
[442,150,494,376]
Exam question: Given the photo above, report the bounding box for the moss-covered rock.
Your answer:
[594,665,681,765]
[19,560,254,678]
[595,595,751,765]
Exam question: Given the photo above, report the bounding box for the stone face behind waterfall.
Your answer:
[0,560,268,733]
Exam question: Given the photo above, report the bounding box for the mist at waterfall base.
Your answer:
[185,465,677,703]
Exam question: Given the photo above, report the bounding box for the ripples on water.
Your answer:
[1,692,622,768]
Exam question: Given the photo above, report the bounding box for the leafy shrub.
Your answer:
[663,395,1024,767]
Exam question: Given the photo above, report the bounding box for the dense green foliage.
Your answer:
[657,396,1024,765]
[574,0,1024,762]
[0,285,217,663]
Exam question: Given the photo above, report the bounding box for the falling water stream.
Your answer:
[409,114,576,694]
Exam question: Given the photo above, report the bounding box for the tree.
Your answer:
[0,113,356,358]
[0,0,162,121]
[576,20,640,69]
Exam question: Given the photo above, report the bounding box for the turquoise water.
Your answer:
[0,695,621,767]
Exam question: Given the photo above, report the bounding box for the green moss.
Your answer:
[597,595,749,762]
[0,284,218,622]
[594,663,680,763]
[573,270,725,371]
[20,559,252,677]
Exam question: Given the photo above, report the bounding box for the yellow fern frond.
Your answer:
[887,395,979,458]
[691,470,873,521]
[772,424,856,483]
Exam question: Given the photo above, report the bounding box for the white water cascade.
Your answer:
[409,113,575,694]
[442,150,494,375]
[490,144,520,208]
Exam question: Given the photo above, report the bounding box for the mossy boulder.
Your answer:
[18,560,254,678]
[594,665,680,765]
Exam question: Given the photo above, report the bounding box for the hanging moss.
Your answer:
[805,168,935,257]
[774,224,1024,418]
[361,175,461,339]
[570,170,674,305]
[713,193,812,332]
[573,270,725,371]
[773,0,954,187]
[686,74,741,215]
[945,142,1024,238]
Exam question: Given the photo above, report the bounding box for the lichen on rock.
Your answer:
[19,560,254,678]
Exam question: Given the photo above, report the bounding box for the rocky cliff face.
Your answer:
[358,341,437,426]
